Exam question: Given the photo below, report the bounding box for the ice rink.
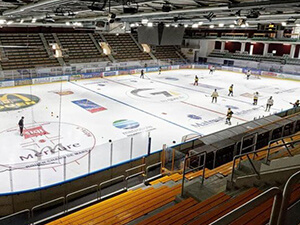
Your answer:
[0,68,299,193]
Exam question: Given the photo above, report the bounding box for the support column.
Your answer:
[240,42,246,52]
[290,44,296,58]
[221,41,225,52]
[263,43,269,56]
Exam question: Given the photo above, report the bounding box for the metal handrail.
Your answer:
[239,132,258,156]
[181,151,207,197]
[0,209,30,223]
[99,175,126,199]
[125,164,146,176]
[230,139,300,183]
[66,184,98,211]
[210,187,282,225]
[266,133,299,162]
[125,171,146,189]
[145,162,162,181]
[277,170,300,225]
[31,197,65,221]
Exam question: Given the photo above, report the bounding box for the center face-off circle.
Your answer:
[0,122,96,170]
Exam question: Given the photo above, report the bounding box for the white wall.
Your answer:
[198,40,216,57]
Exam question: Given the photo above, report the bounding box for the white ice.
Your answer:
[0,68,299,193]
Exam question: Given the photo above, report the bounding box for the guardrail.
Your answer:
[211,187,282,225]
[212,170,300,225]
[145,162,162,182]
[230,135,300,183]
[181,151,207,197]
[0,209,30,225]
[0,161,160,225]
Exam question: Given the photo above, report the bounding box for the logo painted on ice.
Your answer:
[0,93,40,112]
[128,88,188,103]
[165,77,179,81]
[113,119,140,130]
[0,122,96,169]
[225,105,239,109]
[187,114,202,120]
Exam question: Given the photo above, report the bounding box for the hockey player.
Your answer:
[158,67,162,75]
[194,75,199,86]
[265,96,274,112]
[211,89,219,103]
[209,66,215,75]
[140,69,144,79]
[228,84,234,96]
[292,100,299,107]
[246,70,251,80]
[225,108,234,125]
[253,92,259,105]
[18,116,24,136]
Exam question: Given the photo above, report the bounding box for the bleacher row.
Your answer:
[0,33,185,71]
[208,49,300,65]
[47,133,300,225]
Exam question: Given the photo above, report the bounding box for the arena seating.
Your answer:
[103,33,152,62]
[0,32,188,71]
[0,33,60,70]
[55,33,108,63]
[42,132,300,225]
[152,45,186,61]
[47,184,181,225]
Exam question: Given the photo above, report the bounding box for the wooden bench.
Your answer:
[158,192,230,225]
[47,188,151,225]
[137,198,197,225]
[188,188,261,225]
[107,185,182,225]
[85,185,180,225]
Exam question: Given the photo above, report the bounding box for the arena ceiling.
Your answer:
[0,0,300,28]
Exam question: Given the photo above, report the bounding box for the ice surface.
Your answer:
[0,69,299,192]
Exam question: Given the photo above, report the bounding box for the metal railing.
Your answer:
[31,197,65,224]
[145,162,162,182]
[265,133,298,163]
[211,187,282,225]
[0,161,160,225]
[99,175,126,199]
[212,170,300,225]
[66,184,98,211]
[181,151,207,197]
[230,136,300,183]
[277,170,300,225]
[0,209,30,225]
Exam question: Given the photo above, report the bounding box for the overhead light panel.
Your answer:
[281,22,287,26]
[219,23,224,27]
[230,24,235,28]
[184,24,188,28]
[192,24,198,28]
[209,25,214,28]
[147,22,153,27]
